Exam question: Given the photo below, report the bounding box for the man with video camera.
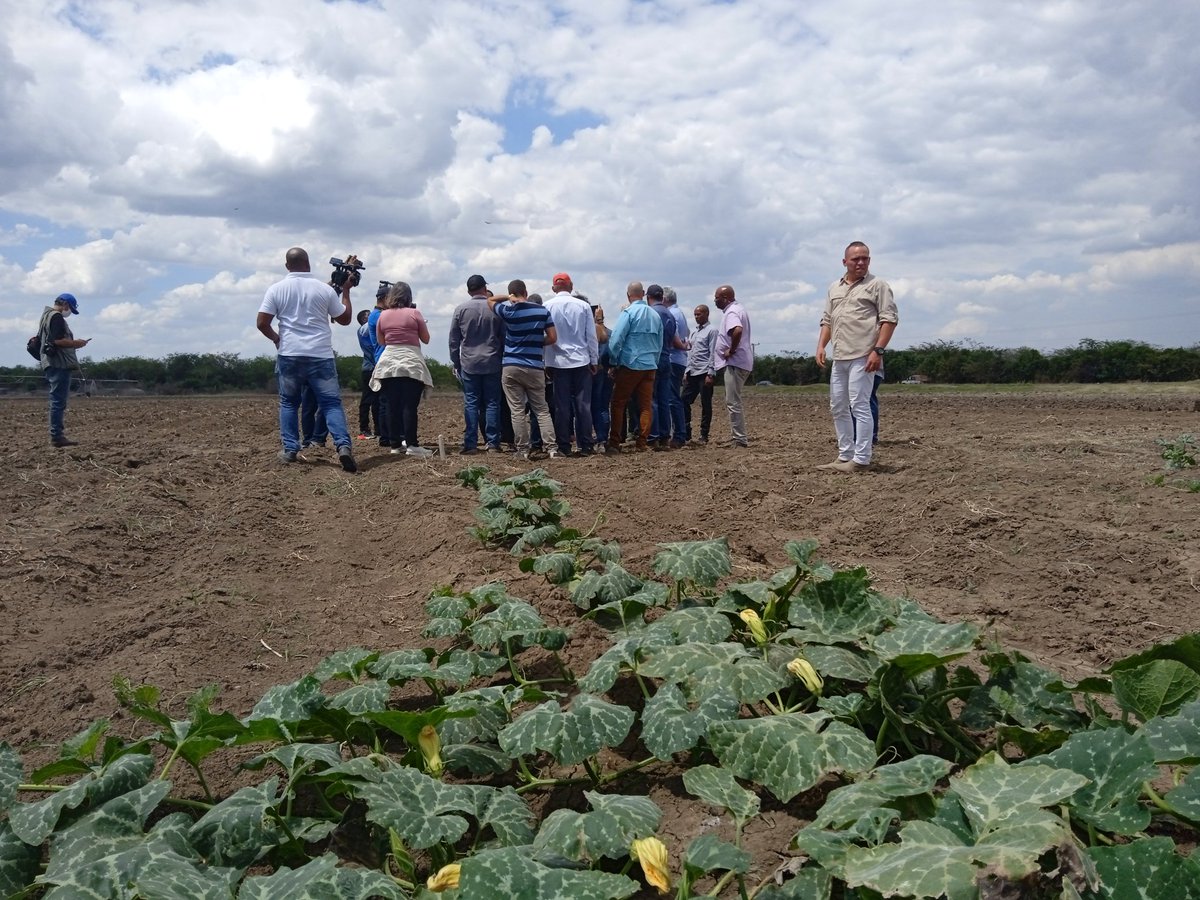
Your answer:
[256,248,361,472]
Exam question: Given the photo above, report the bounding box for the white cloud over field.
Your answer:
[0,0,1196,366]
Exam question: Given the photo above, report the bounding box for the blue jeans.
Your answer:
[591,365,613,446]
[668,362,687,442]
[46,367,71,440]
[549,365,594,452]
[461,371,502,450]
[649,357,672,441]
[300,384,328,445]
[852,371,883,444]
[277,356,351,453]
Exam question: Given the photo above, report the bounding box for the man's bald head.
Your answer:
[626,281,644,300]
[285,247,311,272]
[714,284,735,309]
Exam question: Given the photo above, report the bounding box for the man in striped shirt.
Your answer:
[490,280,558,460]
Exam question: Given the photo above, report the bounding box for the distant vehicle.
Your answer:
[900,377,922,385]
[756,380,774,386]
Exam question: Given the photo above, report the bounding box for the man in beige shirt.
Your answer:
[815,241,898,472]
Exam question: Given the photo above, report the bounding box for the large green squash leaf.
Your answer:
[498,695,634,766]
[786,569,892,642]
[870,620,979,678]
[532,792,661,863]
[641,684,739,760]
[238,853,404,899]
[708,713,875,802]
[1040,728,1158,834]
[1112,659,1200,722]
[1089,836,1200,899]
[1141,700,1200,763]
[814,755,952,828]
[953,752,1088,833]
[681,764,760,821]
[460,847,638,899]
[0,820,40,898]
[188,778,286,868]
[8,753,155,845]
[652,537,732,587]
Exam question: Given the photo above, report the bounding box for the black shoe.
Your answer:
[51,437,78,447]
[459,447,478,456]
[337,445,357,473]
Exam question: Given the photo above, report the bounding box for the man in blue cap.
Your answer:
[38,293,91,447]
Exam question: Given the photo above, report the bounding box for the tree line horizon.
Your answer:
[2,338,1198,394]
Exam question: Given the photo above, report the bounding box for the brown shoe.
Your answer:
[830,460,870,474]
[668,439,685,449]
[816,459,851,470]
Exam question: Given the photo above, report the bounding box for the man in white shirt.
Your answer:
[256,247,358,471]
[544,273,600,456]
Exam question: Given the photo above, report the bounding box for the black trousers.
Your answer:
[681,373,714,441]
[381,377,423,448]
[359,367,380,434]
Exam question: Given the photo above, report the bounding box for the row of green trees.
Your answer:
[0,353,457,394]
[752,339,1200,386]
[2,340,1197,394]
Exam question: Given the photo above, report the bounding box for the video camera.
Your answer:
[329,255,364,292]
[376,280,394,300]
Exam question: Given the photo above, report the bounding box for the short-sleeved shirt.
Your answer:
[716,300,753,371]
[258,272,344,358]
[377,307,426,347]
[493,300,553,369]
[821,273,898,360]
[651,303,677,365]
[667,306,690,367]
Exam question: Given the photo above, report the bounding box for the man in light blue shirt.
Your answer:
[661,287,690,448]
[605,281,662,453]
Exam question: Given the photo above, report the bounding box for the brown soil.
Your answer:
[3,386,1198,893]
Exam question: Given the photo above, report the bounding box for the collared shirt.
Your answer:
[716,300,753,371]
[544,291,599,369]
[821,273,898,360]
[685,321,718,376]
[258,271,344,358]
[607,299,663,370]
[449,293,505,375]
[493,300,553,369]
[650,301,677,365]
[666,305,690,366]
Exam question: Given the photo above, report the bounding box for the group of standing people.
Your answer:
[446,274,754,459]
[249,240,894,472]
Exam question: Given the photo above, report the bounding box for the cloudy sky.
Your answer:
[1,0,1197,367]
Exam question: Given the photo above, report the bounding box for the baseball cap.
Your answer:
[646,284,664,299]
[466,274,487,292]
[56,292,79,314]
[552,272,572,288]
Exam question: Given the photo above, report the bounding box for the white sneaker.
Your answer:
[390,447,404,455]
[547,446,560,458]
[406,446,433,458]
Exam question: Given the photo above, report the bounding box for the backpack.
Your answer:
[26,334,41,360]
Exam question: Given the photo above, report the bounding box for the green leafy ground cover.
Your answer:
[2,466,1199,899]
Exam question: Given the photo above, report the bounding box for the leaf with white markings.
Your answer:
[871,620,979,677]
[532,792,661,862]
[652,538,731,587]
[954,753,1088,832]
[683,833,751,876]
[708,713,876,802]
[1088,836,1200,900]
[641,683,739,759]
[1041,728,1158,834]
[1142,700,1200,763]
[682,764,760,821]
[814,755,953,828]
[786,569,893,642]
[188,778,286,867]
[0,743,20,814]
[460,846,638,899]
[0,820,40,898]
[238,853,404,899]
[498,695,634,766]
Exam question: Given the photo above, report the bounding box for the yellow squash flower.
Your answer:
[787,656,824,695]
[630,836,671,894]
[418,724,443,777]
[426,863,461,892]
[738,608,768,645]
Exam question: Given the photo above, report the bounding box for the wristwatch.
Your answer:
[872,346,886,355]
